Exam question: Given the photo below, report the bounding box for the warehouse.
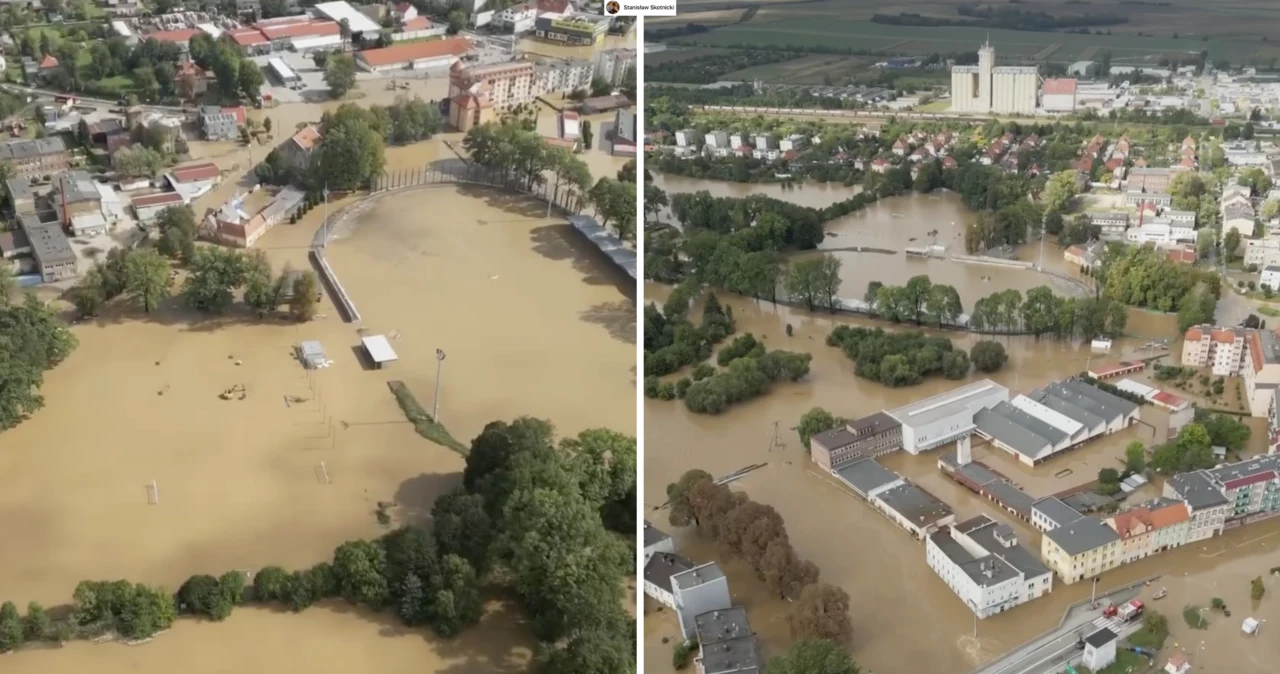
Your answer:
[132,191,186,224]
[1041,77,1077,113]
[976,379,1140,466]
[356,37,471,72]
[887,379,1009,454]
[268,57,301,85]
[534,15,608,46]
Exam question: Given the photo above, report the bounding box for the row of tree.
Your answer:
[828,325,970,387]
[864,276,963,327]
[969,287,1129,339]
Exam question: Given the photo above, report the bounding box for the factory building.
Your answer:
[886,379,1009,454]
[950,41,1039,115]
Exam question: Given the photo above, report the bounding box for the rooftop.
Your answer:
[1085,627,1118,648]
[974,401,1063,460]
[700,635,760,674]
[643,552,693,594]
[957,515,1051,580]
[887,379,1008,429]
[1044,515,1119,557]
[931,527,1020,588]
[695,607,753,646]
[876,482,955,529]
[643,520,670,548]
[671,562,725,593]
[833,458,900,497]
[1033,496,1085,528]
[19,214,75,266]
[357,37,472,68]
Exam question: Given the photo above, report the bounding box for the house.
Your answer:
[1040,514,1121,583]
[390,0,417,21]
[925,515,1053,617]
[279,125,322,171]
[642,551,693,610]
[611,109,636,157]
[1263,265,1280,291]
[693,608,760,674]
[1064,240,1104,268]
[200,106,246,141]
[1162,470,1232,541]
[202,187,305,248]
[165,161,223,202]
[1104,498,1190,563]
[0,137,70,178]
[494,1,538,32]
[675,129,701,148]
[1223,201,1256,237]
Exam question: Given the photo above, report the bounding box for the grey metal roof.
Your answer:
[54,170,101,204]
[671,562,725,593]
[5,177,32,202]
[567,215,636,280]
[975,407,1053,460]
[959,515,1052,580]
[1061,379,1139,418]
[851,411,902,435]
[615,108,636,143]
[1085,627,1117,648]
[834,458,900,497]
[1033,497,1084,527]
[699,635,760,674]
[0,136,66,161]
[19,214,75,266]
[887,379,1008,429]
[1207,453,1280,486]
[695,607,753,646]
[643,552,693,594]
[877,482,954,529]
[812,426,857,450]
[643,520,670,548]
[1166,470,1229,509]
[1029,389,1106,430]
[930,527,1020,588]
[1255,330,1280,366]
[994,401,1070,446]
[1043,382,1120,425]
[1043,515,1119,556]
[984,479,1035,517]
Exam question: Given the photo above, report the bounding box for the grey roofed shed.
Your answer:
[298,340,328,369]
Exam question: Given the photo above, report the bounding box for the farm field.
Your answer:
[723,53,875,84]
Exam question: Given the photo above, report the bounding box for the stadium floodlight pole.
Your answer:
[433,349,446,421]
[322,184,330,248]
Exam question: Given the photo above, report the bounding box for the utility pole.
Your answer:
[322,184,330,247]
[433,349,446,421]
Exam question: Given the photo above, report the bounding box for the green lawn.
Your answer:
[92,76,133,94]
[670,18,1255,63]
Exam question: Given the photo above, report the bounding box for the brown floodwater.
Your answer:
[640,275,1279,674]
[0,175,633,670]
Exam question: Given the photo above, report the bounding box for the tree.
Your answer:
[183,248,247,313]
[790,583,852,642]
[797,407,840,448]
[332,539,389,609]
[0,601,22,652]
[432,490,493,570]
[155,206,198,262]
[666,469,713,527]
[970,340,1008,373]
[238,61,265,100]
[1043,170,1078,213]
[22,602,49,642]
[324,54,357,99]
[1224,228,1242,261]
[1252,576,1266,600]
[765,639,860,674]
[124,248,171,314]
[447,8,467,33]
[241,250,278,317]
[427,554,484,636]
[581,120,593,150]
[254,566,291,602]
[178,574,233,620]
[112,146,164,178]
[589,177,637,241]
[1125,441,1146,474]
[219,571,246,606]
[313,105,386,190]
[288,270,319,321]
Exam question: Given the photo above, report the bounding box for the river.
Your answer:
[643,175,1279,674]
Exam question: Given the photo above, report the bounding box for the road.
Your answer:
[971,586,1147,674]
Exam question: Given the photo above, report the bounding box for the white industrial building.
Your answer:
[1041,78,1077,113]
[973,379,1140,466]
[886,379,1009,454]
[312,1,382,35]
[950,42,1039,115]
[926,514,1054,617]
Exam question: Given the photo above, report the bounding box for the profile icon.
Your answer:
[605,0,620,14]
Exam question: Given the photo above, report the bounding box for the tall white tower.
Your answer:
[977,38,995,112]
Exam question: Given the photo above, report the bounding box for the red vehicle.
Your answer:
[1105,599,1144,621]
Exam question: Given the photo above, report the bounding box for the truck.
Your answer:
[1117,599,1145,622]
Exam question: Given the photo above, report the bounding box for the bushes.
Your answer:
[673,640,697,669]
[970,340,1008,373]
[828,325,967,387]
[684,350,812,414]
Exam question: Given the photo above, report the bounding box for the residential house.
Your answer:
[1040,515,1122,584]
[643,521,674,564]
[1104,498,1190,564]
[0,137,70,178]
[1064,240,1105,268]
[1208,454,1280,522]
[891,137,909,156]
[201,187,305,248]
[779,134,806,153]
[1263,265,1280,291]
[925,515,1054,617]
[1245,236,1280,269]
[200,106,246,141]
[704,130,730,156]
[1224,201,1257,237]
[675,129,702,148]
[279,125,322,171]
[1163,471,1230,542]
[1181,325,1248,377]
[1031,497,1084,533]
[642,552,692,610]
[1242,329,1280,417]
[670,563,732,640]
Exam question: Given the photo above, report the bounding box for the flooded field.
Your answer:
[0,180,632,669]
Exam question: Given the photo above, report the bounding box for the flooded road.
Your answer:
[0,174,632,669]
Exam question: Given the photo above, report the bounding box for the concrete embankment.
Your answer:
[951,254,1037,269]
[309,247,361,324]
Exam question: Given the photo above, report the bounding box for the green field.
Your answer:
[723,53,874,84]
[668,18,1255,63]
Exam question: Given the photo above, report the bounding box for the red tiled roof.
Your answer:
[1224,471,1276,491]
[258,20,339,40]
[228,27,269,46]
[402,16,431,30]
[290,125,322,151]
[132,192,185,208]
[1151,390,1187,409]
[148,28,201,43]
[1167,247,1197,265]
[170,161,221,183]
[222,106,247,125]
[38,54,58,69]
[357,37,471,68]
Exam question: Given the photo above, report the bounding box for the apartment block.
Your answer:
[1040,515,1122,584]
[809,412,903,471]
[1181,325,1248,376]
[925,515,1053,617]
[0,137,70,178]
[1104,498,1190,563]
